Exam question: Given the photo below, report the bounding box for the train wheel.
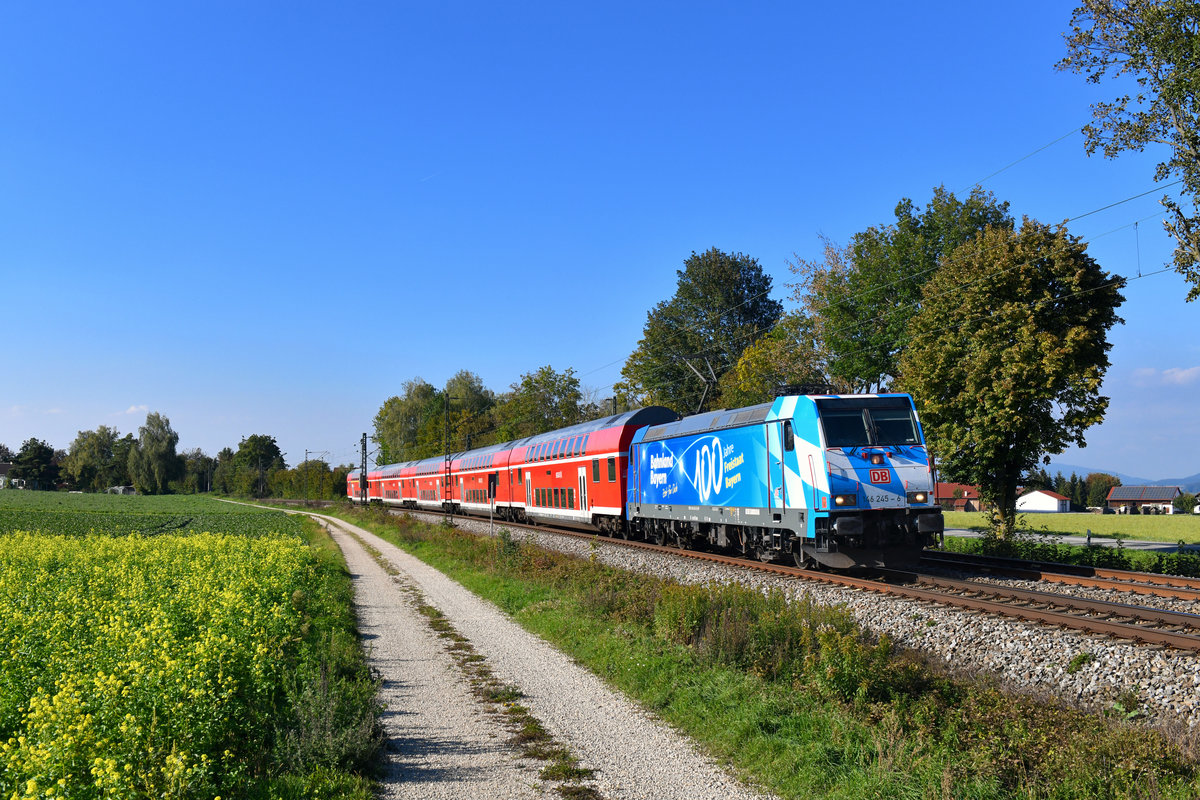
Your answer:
[651,524,666,546]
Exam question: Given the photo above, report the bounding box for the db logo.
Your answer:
[869,468,891,484]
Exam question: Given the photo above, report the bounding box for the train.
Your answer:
[349,392,943,568]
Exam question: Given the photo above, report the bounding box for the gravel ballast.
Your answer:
[322,514,777,800]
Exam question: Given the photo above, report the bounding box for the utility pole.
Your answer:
[444,394,453,521]
[360,433,367,505]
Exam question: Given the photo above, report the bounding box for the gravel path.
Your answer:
[326,519,543,799]
[320,514,776,800]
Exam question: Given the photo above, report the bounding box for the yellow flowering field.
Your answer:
[0,523,358,799]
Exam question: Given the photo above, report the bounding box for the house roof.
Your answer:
[1022,489,1068,501]
[1106,485,1181,502]
[935,482,978,499]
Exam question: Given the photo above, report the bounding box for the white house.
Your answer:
[1016,489,1071,513]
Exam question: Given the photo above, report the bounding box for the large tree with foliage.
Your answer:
[1086,472,1123,507]
[617,248,782,414]
[373,372,500,464]
[179,448,216,493]
[10,438,59,490]
[1059,0,1200,300]
[495,365,589,440]
[898,219,1125,536]
[444,370,498,451]
[373,378,441,463]
[62,425,128,492]
[128,412,183,495]
[0,443,13,462]
[790,186,1013,391]
[229,434,286,497]
[717,313,828,407]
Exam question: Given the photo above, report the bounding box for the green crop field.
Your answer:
[0,490,294,538]
[0,491,378,799]
[944,510,1200,544]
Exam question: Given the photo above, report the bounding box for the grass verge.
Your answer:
[941,529,1200,577]
[944,510,1200,544]
[326,503,1199,800]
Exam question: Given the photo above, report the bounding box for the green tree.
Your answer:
[1059,0,1200,300]
[618,248,782,414]
[10,438,59,490]
[179,448,215,493]
[62,426,127,492]
[211,447,237,494]
[0,443,13,462]
[1025,466,1053,491]
[790,186,1013,391]
[496,365,586,440]
[128,412,183,495]
[897,219,1125,536]
[233,434,286,497]
[373,378,441,463]
[1086,472,1123,507]
[445,370,498,451]
[1068,472,1083,508]
[1175,491,1197,513]
[717,313,827,407]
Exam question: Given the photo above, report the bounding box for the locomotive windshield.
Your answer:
[817,398,920,447]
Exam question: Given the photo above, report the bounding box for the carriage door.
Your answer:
[578,467,588,517]
[488,472,498,511]
[525,471,532,508]
[768,422,786,514]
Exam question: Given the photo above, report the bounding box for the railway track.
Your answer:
[920,549,1200,602]
[396,507,1200,652]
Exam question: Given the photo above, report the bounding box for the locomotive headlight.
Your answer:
[833,494,857,507]
[869,453,885,465]
[907,491,928,504]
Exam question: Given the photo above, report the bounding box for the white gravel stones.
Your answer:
[324,514,778,800]
[326,520,544,799]
[418,512,1200,730]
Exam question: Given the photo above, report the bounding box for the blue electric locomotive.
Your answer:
[626,393,943,568]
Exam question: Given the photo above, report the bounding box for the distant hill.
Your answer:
[1045,463,1200,494]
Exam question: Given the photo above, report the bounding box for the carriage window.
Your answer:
[592,459,600,483]
[607,457,616,482]
[783,421,794,452]
[553,488,561,507]
[567,488,575,509]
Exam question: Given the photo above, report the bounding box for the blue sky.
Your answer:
[2,1,1196,480]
